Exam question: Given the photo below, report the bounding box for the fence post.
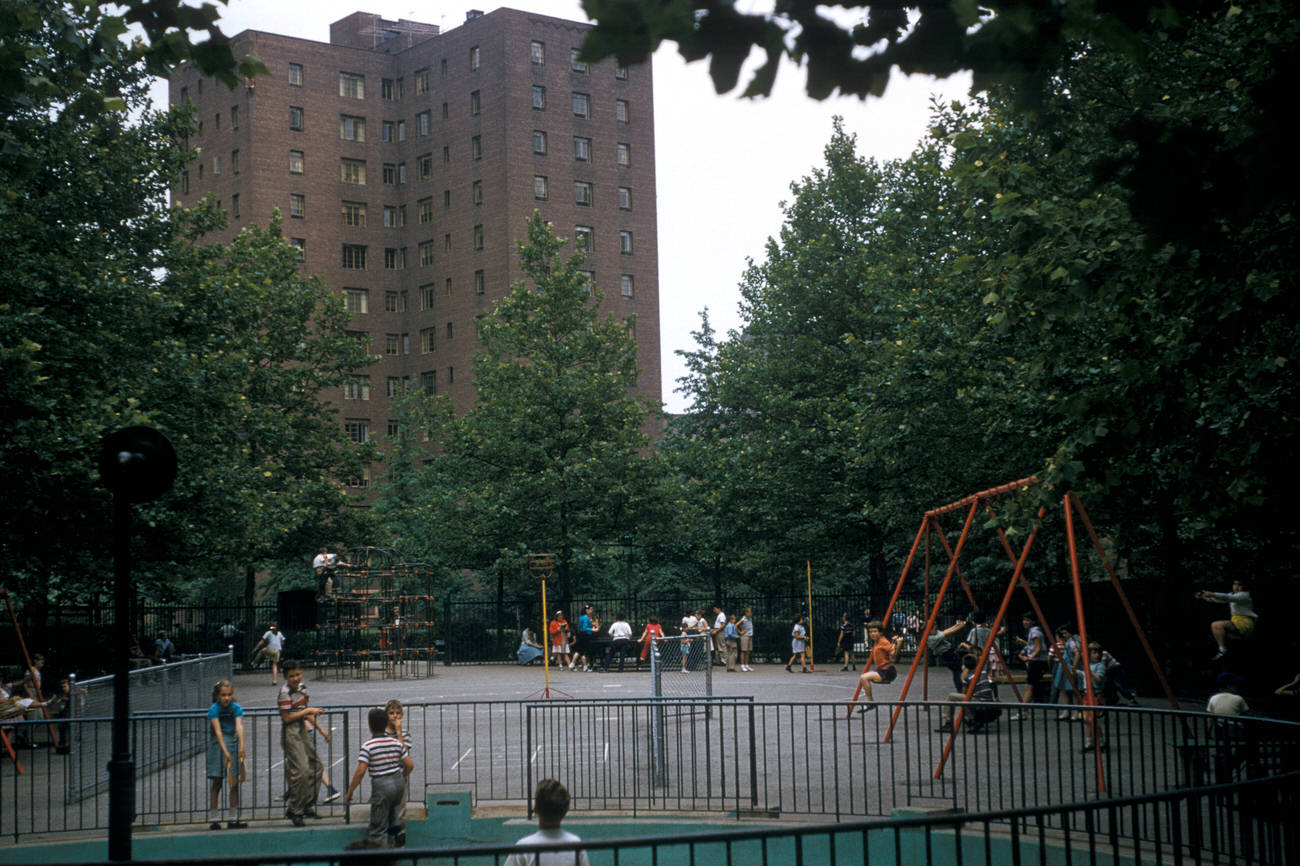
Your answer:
[525,703,534,820]
[747,702,757,809]
[443,595,453,665]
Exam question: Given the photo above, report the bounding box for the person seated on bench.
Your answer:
[936,653,998,733]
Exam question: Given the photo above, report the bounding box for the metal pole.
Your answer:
[108,495,133,861]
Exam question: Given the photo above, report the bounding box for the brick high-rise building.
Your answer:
[170,8,660,487]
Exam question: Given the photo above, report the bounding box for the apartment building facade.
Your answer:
[169,8,660,486]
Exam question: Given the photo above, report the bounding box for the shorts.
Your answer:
[1230,615,1256,636]
[739,636,752,652]
[263,649,281,665]
[876,665,897,684]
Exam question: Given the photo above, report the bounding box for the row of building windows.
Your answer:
[343,367,454,402]
[334,226,633,272]
[280,48,628,98]
[279,95,631,140]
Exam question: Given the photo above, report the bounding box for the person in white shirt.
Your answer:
[504,779,589,866]
[251,622,285,685]
[603,615,634,672]
[1196,579,1257,661]
[710,606,727,665]
[679,611,699,672]
[1207,672,1249,716]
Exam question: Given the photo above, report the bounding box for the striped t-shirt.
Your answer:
[359,734,406,777]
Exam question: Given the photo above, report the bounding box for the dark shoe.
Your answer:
[344,838,384,850]
[227,820,248,829]
[785,665,793,672]
[288,814,305,827]
[304,811,323,819]
[393,830,407,848]
[857,704,877,713]
[210,822,224,831]
[323,786,341,803]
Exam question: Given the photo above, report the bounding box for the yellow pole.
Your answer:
[806,560,815,671]
[541,576,550,695]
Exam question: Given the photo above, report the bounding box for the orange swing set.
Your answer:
[845,477,1181,792]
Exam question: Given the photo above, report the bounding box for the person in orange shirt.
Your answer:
[548,611,573,671]
[854,621,899,712]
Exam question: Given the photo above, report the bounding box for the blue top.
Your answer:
[578,614,594,635]
[207,701,244,735]
[724,622,739,639]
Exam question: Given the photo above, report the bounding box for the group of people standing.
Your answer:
[527,606,758,673]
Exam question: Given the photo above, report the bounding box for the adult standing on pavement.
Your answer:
[710,605,727,666]
[738,609,755,671]
[604,614,633,672]
[679,609,699,672]
[575,605,596,671]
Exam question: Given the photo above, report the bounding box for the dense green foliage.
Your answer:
[662,1,1298,593]
[374,214,666,604]
[1,6,372,608]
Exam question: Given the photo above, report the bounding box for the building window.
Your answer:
[442,146,450,167]
[179,167,189,194]
[289,150,304,174]
[231,105,239,129]
[231,149,240,174]
[382,121,394,142]
[473,224,483,251]
[289,63,303,86]
[421,327,436,353]
[386,377,402,398]
[420,284,436,310]
[419,240,434,267]
[443,189,451,208]
[343,377,371,401]
[471,135,482,160]
[572,92,589,118]
[384,247,407,270]
[445,277,453,295]
[383,163,396,185]
[616,63,629,80]
[231,193,240,218]
[620,230,633,254]
[385,290,401,312]
[342,201,367,226]
[398,120,406,141]
[339,71,365,99]
[532,85,546,110]
[213,154,222,174]
[418,197,433,224]
[472,179,483,205]
[534,175,548,200]
[573,136,591,161]
[342,245,367,270]
[618,186,631,210]
[570,47,587,73]
[289,237,305,260]
[344,288,369,313]
[214,111,220,131]
[580,270,595,293]
[417,110,430,136]
[290,193,305,218]
[533,130,547,154]
[616,99,629,123]
[621,274,634,298]
[531,41,545,65]
[617,142,631,166]
[414,68,430,95]
[421,370,436,393]
[441,101,448,120]
[345,419,370,443]
[448,366,454,384]
[339,114,366,141]
[469,45,480,71]
[474,269,485,295]
[344,468,371,489]
[398,162,407,183]
[341,159,366,184]
[289,105,303,130]
[387,419,400,438]
[446,322,454,340]
[443,232,451,250]
[385,333,401,355]
[418,153,433,181]
[574,181,592,207]
[383,205,403,227]
[382,77,400,99]
[574,225,593,252]
[470,90,480,115]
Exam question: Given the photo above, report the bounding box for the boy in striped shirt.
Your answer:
[344,707,413,849]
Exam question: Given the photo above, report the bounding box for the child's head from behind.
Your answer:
[368,707,389,736]
[533,778,570,827]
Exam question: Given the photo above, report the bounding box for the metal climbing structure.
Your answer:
[313,546,440,679]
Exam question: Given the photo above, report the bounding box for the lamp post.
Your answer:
[98,427,176,862]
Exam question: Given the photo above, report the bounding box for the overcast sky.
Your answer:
[149,1,970,412]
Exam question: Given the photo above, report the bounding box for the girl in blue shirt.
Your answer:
[206,680,246,829]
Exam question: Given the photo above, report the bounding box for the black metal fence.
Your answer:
[3,699,1296,858]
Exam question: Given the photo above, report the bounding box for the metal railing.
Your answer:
[3,699,1296,861]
